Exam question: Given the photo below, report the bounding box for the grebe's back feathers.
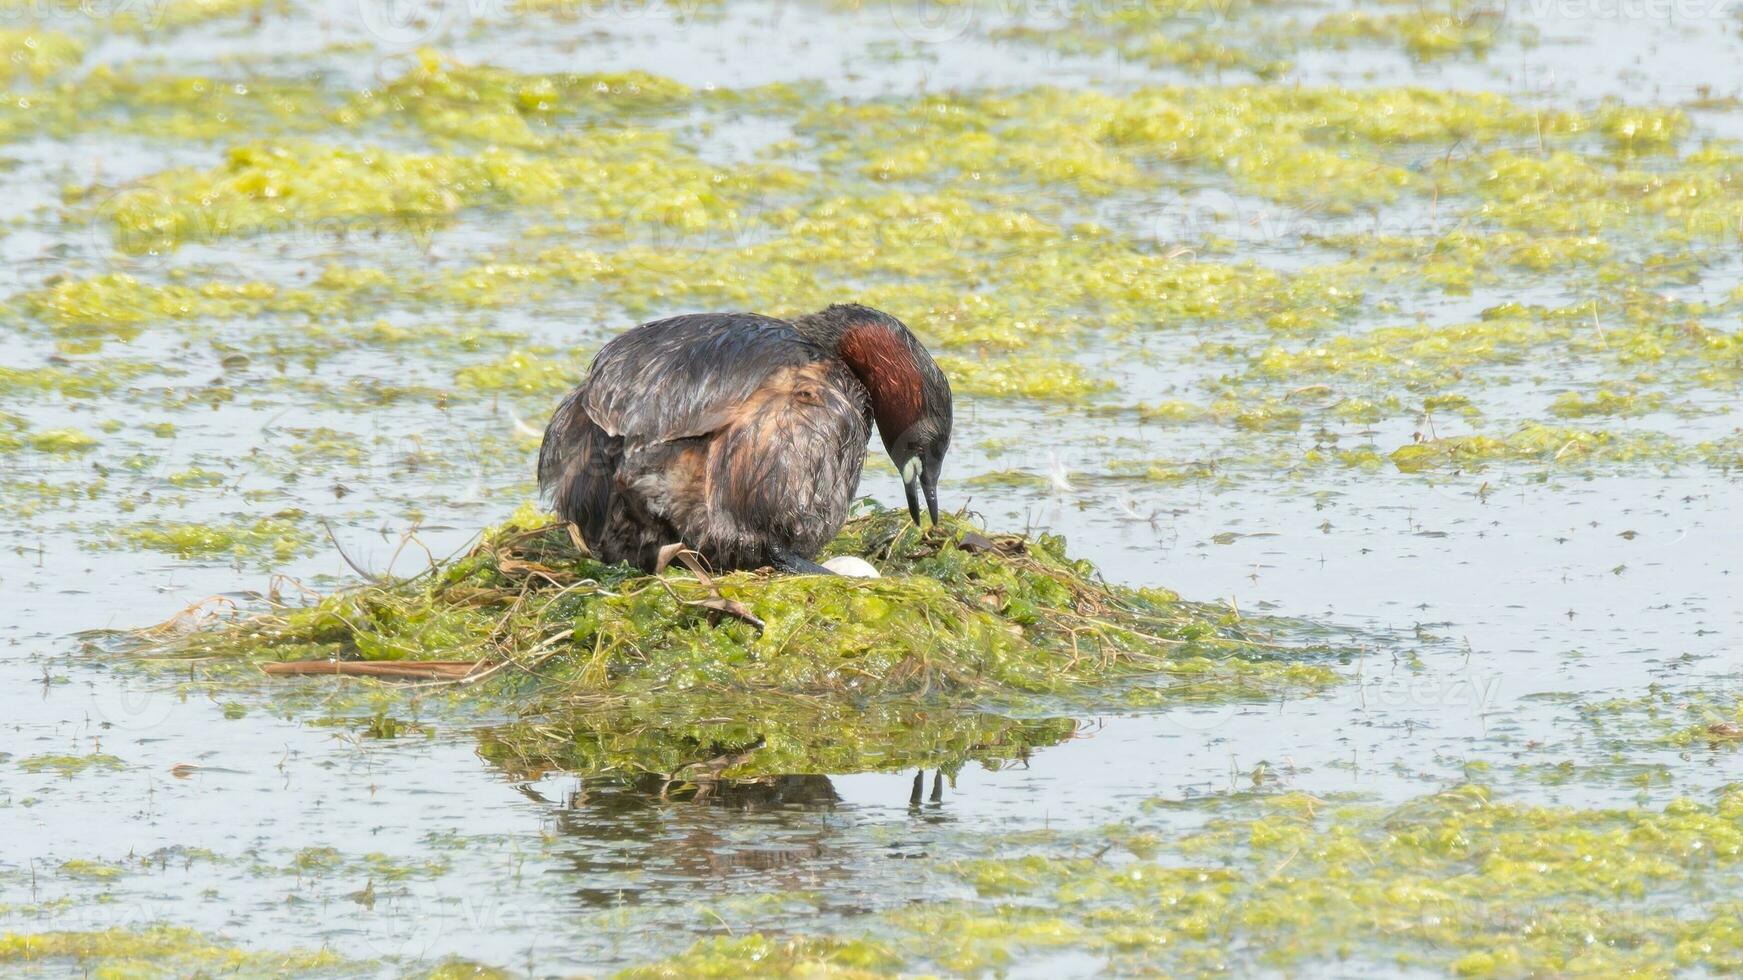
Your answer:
[580,313,824,445]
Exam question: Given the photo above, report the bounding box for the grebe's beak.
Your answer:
[923,471,940,526]
[902,457,940,527]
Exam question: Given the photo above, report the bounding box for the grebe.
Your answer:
[538,303,952,573]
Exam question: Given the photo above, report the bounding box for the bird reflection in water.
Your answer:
[910,769,947,809]
[528,773,847,908]
[525,769,959,907]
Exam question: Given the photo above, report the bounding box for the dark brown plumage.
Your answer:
[538,304,952,573]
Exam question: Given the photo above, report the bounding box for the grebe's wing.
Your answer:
[581,313,823,447]
[537,312,827,552]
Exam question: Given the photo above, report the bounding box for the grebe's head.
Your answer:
[799,303,952,525]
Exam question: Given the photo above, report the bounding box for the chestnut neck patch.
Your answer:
[836,322,924,447]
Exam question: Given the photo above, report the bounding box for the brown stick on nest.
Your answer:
[260,627,577,687]
[261,660,484,680]
[653,543,765,631]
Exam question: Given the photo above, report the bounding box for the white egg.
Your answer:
[821,555,881,578]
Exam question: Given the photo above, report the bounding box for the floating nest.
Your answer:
[148,507,1338,782]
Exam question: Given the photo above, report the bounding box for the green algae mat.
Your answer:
[151,508,1340,783]
[6,0,1743,973]
[623,784,1743,977]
